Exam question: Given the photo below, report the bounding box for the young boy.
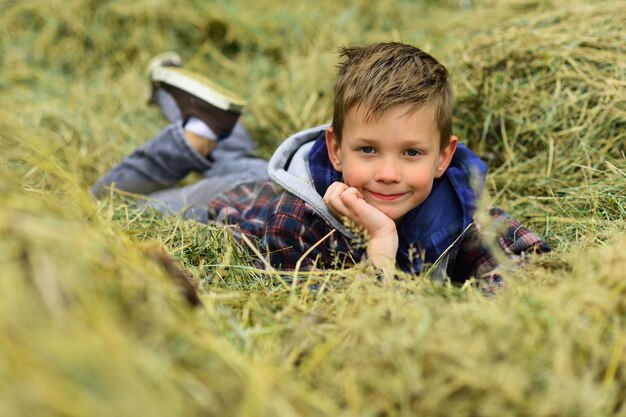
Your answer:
[93,43,550,290]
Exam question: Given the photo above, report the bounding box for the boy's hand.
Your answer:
[323,182,398,274]
[323,182,395,237]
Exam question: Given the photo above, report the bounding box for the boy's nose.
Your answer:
[374,161,401,183]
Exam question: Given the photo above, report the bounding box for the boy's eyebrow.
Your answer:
[352,136,433,148]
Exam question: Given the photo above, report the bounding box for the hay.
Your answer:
[452,1,625,247]
[1,0,625,416]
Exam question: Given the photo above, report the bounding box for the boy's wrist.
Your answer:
[366,231,398,278]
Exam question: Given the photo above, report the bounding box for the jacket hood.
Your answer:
[267,124,355,238]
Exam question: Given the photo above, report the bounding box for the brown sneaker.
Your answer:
[148,54,246,139]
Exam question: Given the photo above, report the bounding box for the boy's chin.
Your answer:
[364,194,422,222]
[373,199,427,222]
[374,206,409,222]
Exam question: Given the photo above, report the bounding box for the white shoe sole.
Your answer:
[147,51,182,75]
[151,66,245,113]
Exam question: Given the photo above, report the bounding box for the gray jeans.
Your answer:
[91,121,269,222]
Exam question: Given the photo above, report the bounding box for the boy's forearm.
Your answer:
[367,231,398,278]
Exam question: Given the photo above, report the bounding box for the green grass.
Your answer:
[1,0,625,416]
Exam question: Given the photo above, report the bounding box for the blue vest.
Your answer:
[308,133,487,274]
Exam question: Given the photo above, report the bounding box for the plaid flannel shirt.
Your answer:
[208,180,551,290]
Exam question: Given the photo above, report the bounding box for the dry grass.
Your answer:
[1,0,625,416]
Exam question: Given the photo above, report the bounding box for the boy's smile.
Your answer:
[326,103,457,221]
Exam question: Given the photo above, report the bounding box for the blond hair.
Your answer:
[332,42,453,149]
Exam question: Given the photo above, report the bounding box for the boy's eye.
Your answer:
[360,146,375,154]
[404,149,420,157]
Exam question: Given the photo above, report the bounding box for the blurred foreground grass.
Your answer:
[1,0,625,416]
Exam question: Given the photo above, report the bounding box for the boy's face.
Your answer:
[325,103,457,221]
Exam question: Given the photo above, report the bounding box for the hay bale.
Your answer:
[452,1,625,247]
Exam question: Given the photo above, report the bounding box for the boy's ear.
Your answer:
[435,135,458,178]
[325,126,342,172]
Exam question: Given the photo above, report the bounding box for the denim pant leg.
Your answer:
[92,121,269,222]
[91,121,211,196]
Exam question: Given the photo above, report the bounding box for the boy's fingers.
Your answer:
[340,188,395,235]
[322,182,338,201]
[323,183,350,218]
[328,197,350,218]
[340,192,370,225]
[340,188,367,214]
[324,183,379,230]
[323,182,348,207]
[341,187,362,200]
[329,181,349,196]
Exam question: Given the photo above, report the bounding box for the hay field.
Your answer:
[1,0,625,416]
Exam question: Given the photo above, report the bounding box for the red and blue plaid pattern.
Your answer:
[208,181,550,290]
